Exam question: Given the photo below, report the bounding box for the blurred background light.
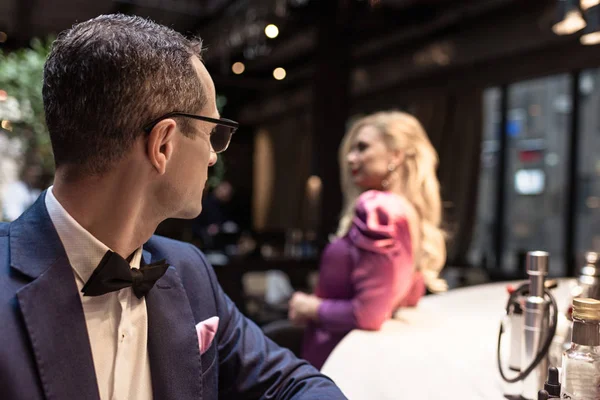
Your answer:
[273,67,286,80]
[265,24,279,39]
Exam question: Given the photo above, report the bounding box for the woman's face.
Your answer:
[346,125,396,190]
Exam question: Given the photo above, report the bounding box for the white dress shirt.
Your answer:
[45,187,153,400]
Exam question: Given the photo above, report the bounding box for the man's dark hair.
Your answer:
[43,14,205,176]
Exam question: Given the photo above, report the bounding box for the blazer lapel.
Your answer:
[11,193,100,400]
[144,250,203,400]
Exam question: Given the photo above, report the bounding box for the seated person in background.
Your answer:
[192,180,257,261]
[288,111,448,369]
[193,180,236,250]
[195,181,234,230]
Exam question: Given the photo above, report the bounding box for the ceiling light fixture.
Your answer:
[581,4,600,44]
[552,0,586,35]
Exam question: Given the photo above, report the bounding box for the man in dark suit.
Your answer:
[0,14,346,400]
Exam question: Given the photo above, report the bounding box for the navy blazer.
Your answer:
[0,193,346,399]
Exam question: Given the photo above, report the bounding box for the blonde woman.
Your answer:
[288,111,447,369]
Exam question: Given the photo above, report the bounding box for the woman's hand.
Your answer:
[288,292,322,325]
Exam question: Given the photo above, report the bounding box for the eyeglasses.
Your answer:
[142,112,239,153]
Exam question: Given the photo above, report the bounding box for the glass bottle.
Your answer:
[561,298,600,400]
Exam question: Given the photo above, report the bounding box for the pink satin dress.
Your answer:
[302,190,426,369]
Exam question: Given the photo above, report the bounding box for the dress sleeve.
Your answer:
[317,190,424,332]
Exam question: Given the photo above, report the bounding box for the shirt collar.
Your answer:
[45,186,142,284]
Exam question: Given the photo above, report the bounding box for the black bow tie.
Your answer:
[81,250,169,299]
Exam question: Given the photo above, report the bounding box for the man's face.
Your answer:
[165,56,218,219]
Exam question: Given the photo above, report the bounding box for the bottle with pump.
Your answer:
[561,297,600,399]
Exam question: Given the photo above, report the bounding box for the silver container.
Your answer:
[522,251,550,400]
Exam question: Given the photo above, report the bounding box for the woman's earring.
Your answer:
[382,163,396,189]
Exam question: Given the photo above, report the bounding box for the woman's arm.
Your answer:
[288,241,415,332]
[316,249,411,332]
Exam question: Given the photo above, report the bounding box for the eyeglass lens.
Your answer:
[211,125,233,153]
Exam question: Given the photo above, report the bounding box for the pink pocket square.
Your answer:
[196,316,219,355]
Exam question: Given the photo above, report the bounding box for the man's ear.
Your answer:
[147,119,177,175]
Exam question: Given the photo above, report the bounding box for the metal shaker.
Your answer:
[522,251,550,400]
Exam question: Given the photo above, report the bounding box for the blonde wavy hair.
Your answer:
[336,111,447,292]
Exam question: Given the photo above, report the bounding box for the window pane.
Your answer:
[503,75,571,276]
[577,70,600,256]
[468,87,501,268]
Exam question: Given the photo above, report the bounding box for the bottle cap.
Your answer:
[573,297,600,320]
[537,389,549,400]
[526,251,549,275]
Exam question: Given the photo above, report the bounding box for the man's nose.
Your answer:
[208,151,218,167]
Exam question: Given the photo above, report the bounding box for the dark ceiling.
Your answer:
[0,0,525,115]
